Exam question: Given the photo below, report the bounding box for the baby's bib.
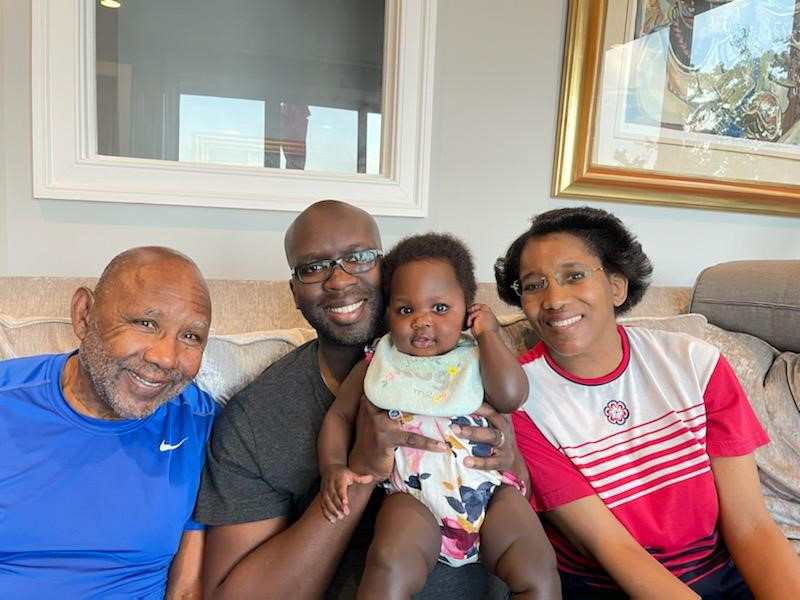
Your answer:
[364,332,483,416]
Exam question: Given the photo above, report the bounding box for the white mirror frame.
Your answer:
[31,0,436,217]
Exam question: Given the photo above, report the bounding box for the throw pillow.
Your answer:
[196,328,317,403]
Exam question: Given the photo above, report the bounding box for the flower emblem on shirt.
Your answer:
[448,365,459,376]
[604,400,630,425]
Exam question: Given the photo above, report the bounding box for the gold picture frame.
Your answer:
[553,0,800,217]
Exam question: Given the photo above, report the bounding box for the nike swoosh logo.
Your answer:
[160,437,188,452]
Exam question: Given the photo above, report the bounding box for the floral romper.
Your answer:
[363,332,523,566]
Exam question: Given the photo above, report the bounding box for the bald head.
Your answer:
[284,200,381,267]
[94,246,209,307]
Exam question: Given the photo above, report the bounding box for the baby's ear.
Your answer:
[462,303,473,331]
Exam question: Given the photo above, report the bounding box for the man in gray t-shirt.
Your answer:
[196,201,518,598]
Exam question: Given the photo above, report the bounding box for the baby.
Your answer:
[318,233,558,598]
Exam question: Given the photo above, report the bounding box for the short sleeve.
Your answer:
[194,399,289,525]
[704,353,769,457]
[183,517,205,531]
[512,410,595,512]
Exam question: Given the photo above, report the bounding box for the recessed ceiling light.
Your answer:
[100,0,122,8]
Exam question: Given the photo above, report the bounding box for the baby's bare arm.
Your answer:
[318,360,368,472]
[468,304,529,413]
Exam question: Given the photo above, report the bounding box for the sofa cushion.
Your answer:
[496,314,540,356]
[0,277,312,335]
[0,314,76,359]
[690,260,800,353]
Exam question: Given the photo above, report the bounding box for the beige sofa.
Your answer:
[1,261,798,551]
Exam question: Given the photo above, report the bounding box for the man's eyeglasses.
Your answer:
[291,249,383,284]
[511,266,604,297]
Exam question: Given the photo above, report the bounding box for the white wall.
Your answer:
[1,0,798,285]
[0,0,8,274]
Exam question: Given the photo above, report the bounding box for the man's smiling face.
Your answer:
[76,254,211,419]
[285,203,384,347]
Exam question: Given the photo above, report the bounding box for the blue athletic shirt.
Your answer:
[0,352,219,599]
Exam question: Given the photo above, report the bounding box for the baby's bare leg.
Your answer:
[358,492,441,600]
[481,485,561,599]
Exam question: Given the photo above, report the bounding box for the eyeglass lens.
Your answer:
[295,250,379,283]
[514,265,601,295]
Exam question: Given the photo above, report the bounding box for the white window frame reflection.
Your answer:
[31,0,436,217]
[178,95,267,168]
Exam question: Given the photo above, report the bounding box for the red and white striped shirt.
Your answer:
[513,325,768,589]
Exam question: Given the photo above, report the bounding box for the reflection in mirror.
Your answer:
[96,0,385,175]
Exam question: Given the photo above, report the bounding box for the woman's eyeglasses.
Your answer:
[511,266,604,297]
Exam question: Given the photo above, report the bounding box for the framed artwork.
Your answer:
[553,0,800,216]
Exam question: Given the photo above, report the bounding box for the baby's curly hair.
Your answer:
[494,207,653,315]
[382,233,477,306]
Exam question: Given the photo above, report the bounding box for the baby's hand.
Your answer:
[320,464,373,523]
[466,303,500,339]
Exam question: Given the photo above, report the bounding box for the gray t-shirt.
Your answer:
[196,340,506,598]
